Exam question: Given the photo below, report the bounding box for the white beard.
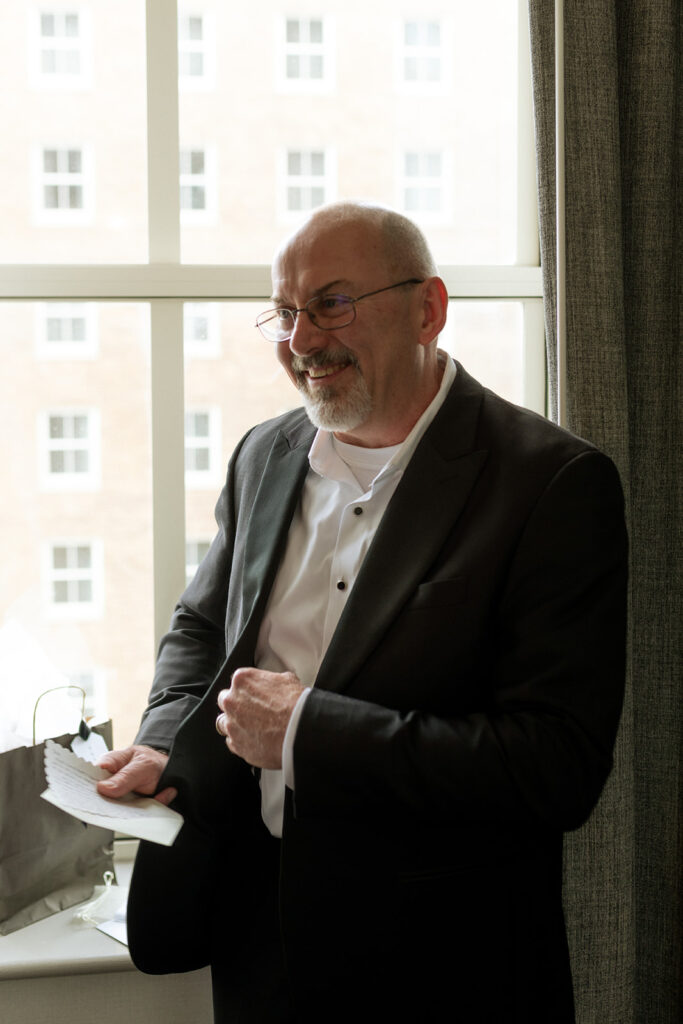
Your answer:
[298,374,373,432]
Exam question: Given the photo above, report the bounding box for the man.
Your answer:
[98,202,628,1023]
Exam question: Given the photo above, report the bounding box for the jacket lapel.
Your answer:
[316,365,488,694]
[239,417,315,639]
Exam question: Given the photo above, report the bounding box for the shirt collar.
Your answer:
[308,351,456,484]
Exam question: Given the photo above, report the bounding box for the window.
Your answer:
[185,408,221,486]
[45,541,103,618]
[36,302,98,358]
[400,19,444,89]
[178,11,214,89]
[184,302,220,358]
[31,8,91,88]
[282,148,335,218]
[399,150,449,221]
[180,147,215,222]
[68,669,108,721]
[278,16,334,92]
[36,145,92,223]
[186,539,212,585]
[41,409,100,489]
[1,0,542,748]
[42,147,83,209]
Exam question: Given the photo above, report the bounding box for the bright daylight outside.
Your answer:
[0,0,540,748]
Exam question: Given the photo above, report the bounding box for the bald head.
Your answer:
[275,201,439,283]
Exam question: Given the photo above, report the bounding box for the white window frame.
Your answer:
[33,143,94,225]
[35,301,98,359]
[1,0,543,650]
[183,301,220,358]
[179,145,217,224]
[178,9,215,91]
[39,407,101,491]
[397,148,453,225]
[278,146,337,223]
[276,15,335,94]
[395,17,450,96]
[43,538,104,620]
[185,406,222,488]
[28,6,93,91]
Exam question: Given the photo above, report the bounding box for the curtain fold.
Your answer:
[528,2,680,1022]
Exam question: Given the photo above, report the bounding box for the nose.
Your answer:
[287,308,326,357]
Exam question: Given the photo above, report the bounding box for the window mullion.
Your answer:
[150,299,186,649]
[145,0,180,263]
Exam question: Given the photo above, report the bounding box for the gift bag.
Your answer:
[0,719,115,935]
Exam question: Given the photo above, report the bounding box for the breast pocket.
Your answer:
[407,577,468,611]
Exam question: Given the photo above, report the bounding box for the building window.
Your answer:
[186,539,212,586]
[180,148,215,222]
[185,408,221,487]
[32,9,91,88]
[178,11,214,89]
[67,669,107,721]
[282,149,334,217]
[278,16,334,92]
[400,150,447,220]
[42,147,83,209]
[183,302,220,358]
[46,540,103,617]
[400,20,443,88]
[41,409,100,489]
[36,302,97,358]
[35,145,92,223]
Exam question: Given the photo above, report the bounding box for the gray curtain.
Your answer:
[528,2,680,1022]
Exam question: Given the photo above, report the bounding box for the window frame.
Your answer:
[275,14,336,94]
[39,406,101,491]
[1,0,542,649]
[29,5,93,91]
[43,538,104,620]
[178,8,215,91]
[33,143,94,225]
[395,16,451,96]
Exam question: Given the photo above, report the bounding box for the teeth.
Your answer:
[308,364,345,379]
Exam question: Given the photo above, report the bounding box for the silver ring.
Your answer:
[215,714,223,735]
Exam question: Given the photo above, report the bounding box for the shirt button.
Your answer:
[336,580,346,591]
[353,507,363,516]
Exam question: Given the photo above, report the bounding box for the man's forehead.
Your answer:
[272,219,383,301]
[270,276,356,304]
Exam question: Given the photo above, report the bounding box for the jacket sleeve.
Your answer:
[292,450,629,833]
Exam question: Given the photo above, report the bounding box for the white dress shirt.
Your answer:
[255,353,456,835]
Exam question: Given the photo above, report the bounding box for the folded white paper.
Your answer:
[41,740,183,847]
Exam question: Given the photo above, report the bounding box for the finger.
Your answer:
[217,688,230,711]
[97,746,135,773]
[154,787,178,806]
[215,712,227,735]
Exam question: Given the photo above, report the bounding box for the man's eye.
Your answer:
[276,309,294,323]
[316,295,350,315]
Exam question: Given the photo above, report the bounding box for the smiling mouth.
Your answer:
[306,364,349,380]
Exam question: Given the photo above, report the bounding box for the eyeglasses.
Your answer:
[254,278,424,342]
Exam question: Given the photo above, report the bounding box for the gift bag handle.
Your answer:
[32,685,88,745]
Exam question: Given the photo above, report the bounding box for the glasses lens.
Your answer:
[257,308,294,341]
[308,294,354,327]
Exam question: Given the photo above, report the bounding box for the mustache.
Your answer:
[290,349,360,375]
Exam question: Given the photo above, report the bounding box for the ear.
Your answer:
[417,277,448,346]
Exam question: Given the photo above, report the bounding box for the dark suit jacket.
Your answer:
[127,364,628,1023]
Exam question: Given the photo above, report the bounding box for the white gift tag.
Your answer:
[72,729,109,763]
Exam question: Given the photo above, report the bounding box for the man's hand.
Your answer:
[216,668,304,770]
[96,745,177,805]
